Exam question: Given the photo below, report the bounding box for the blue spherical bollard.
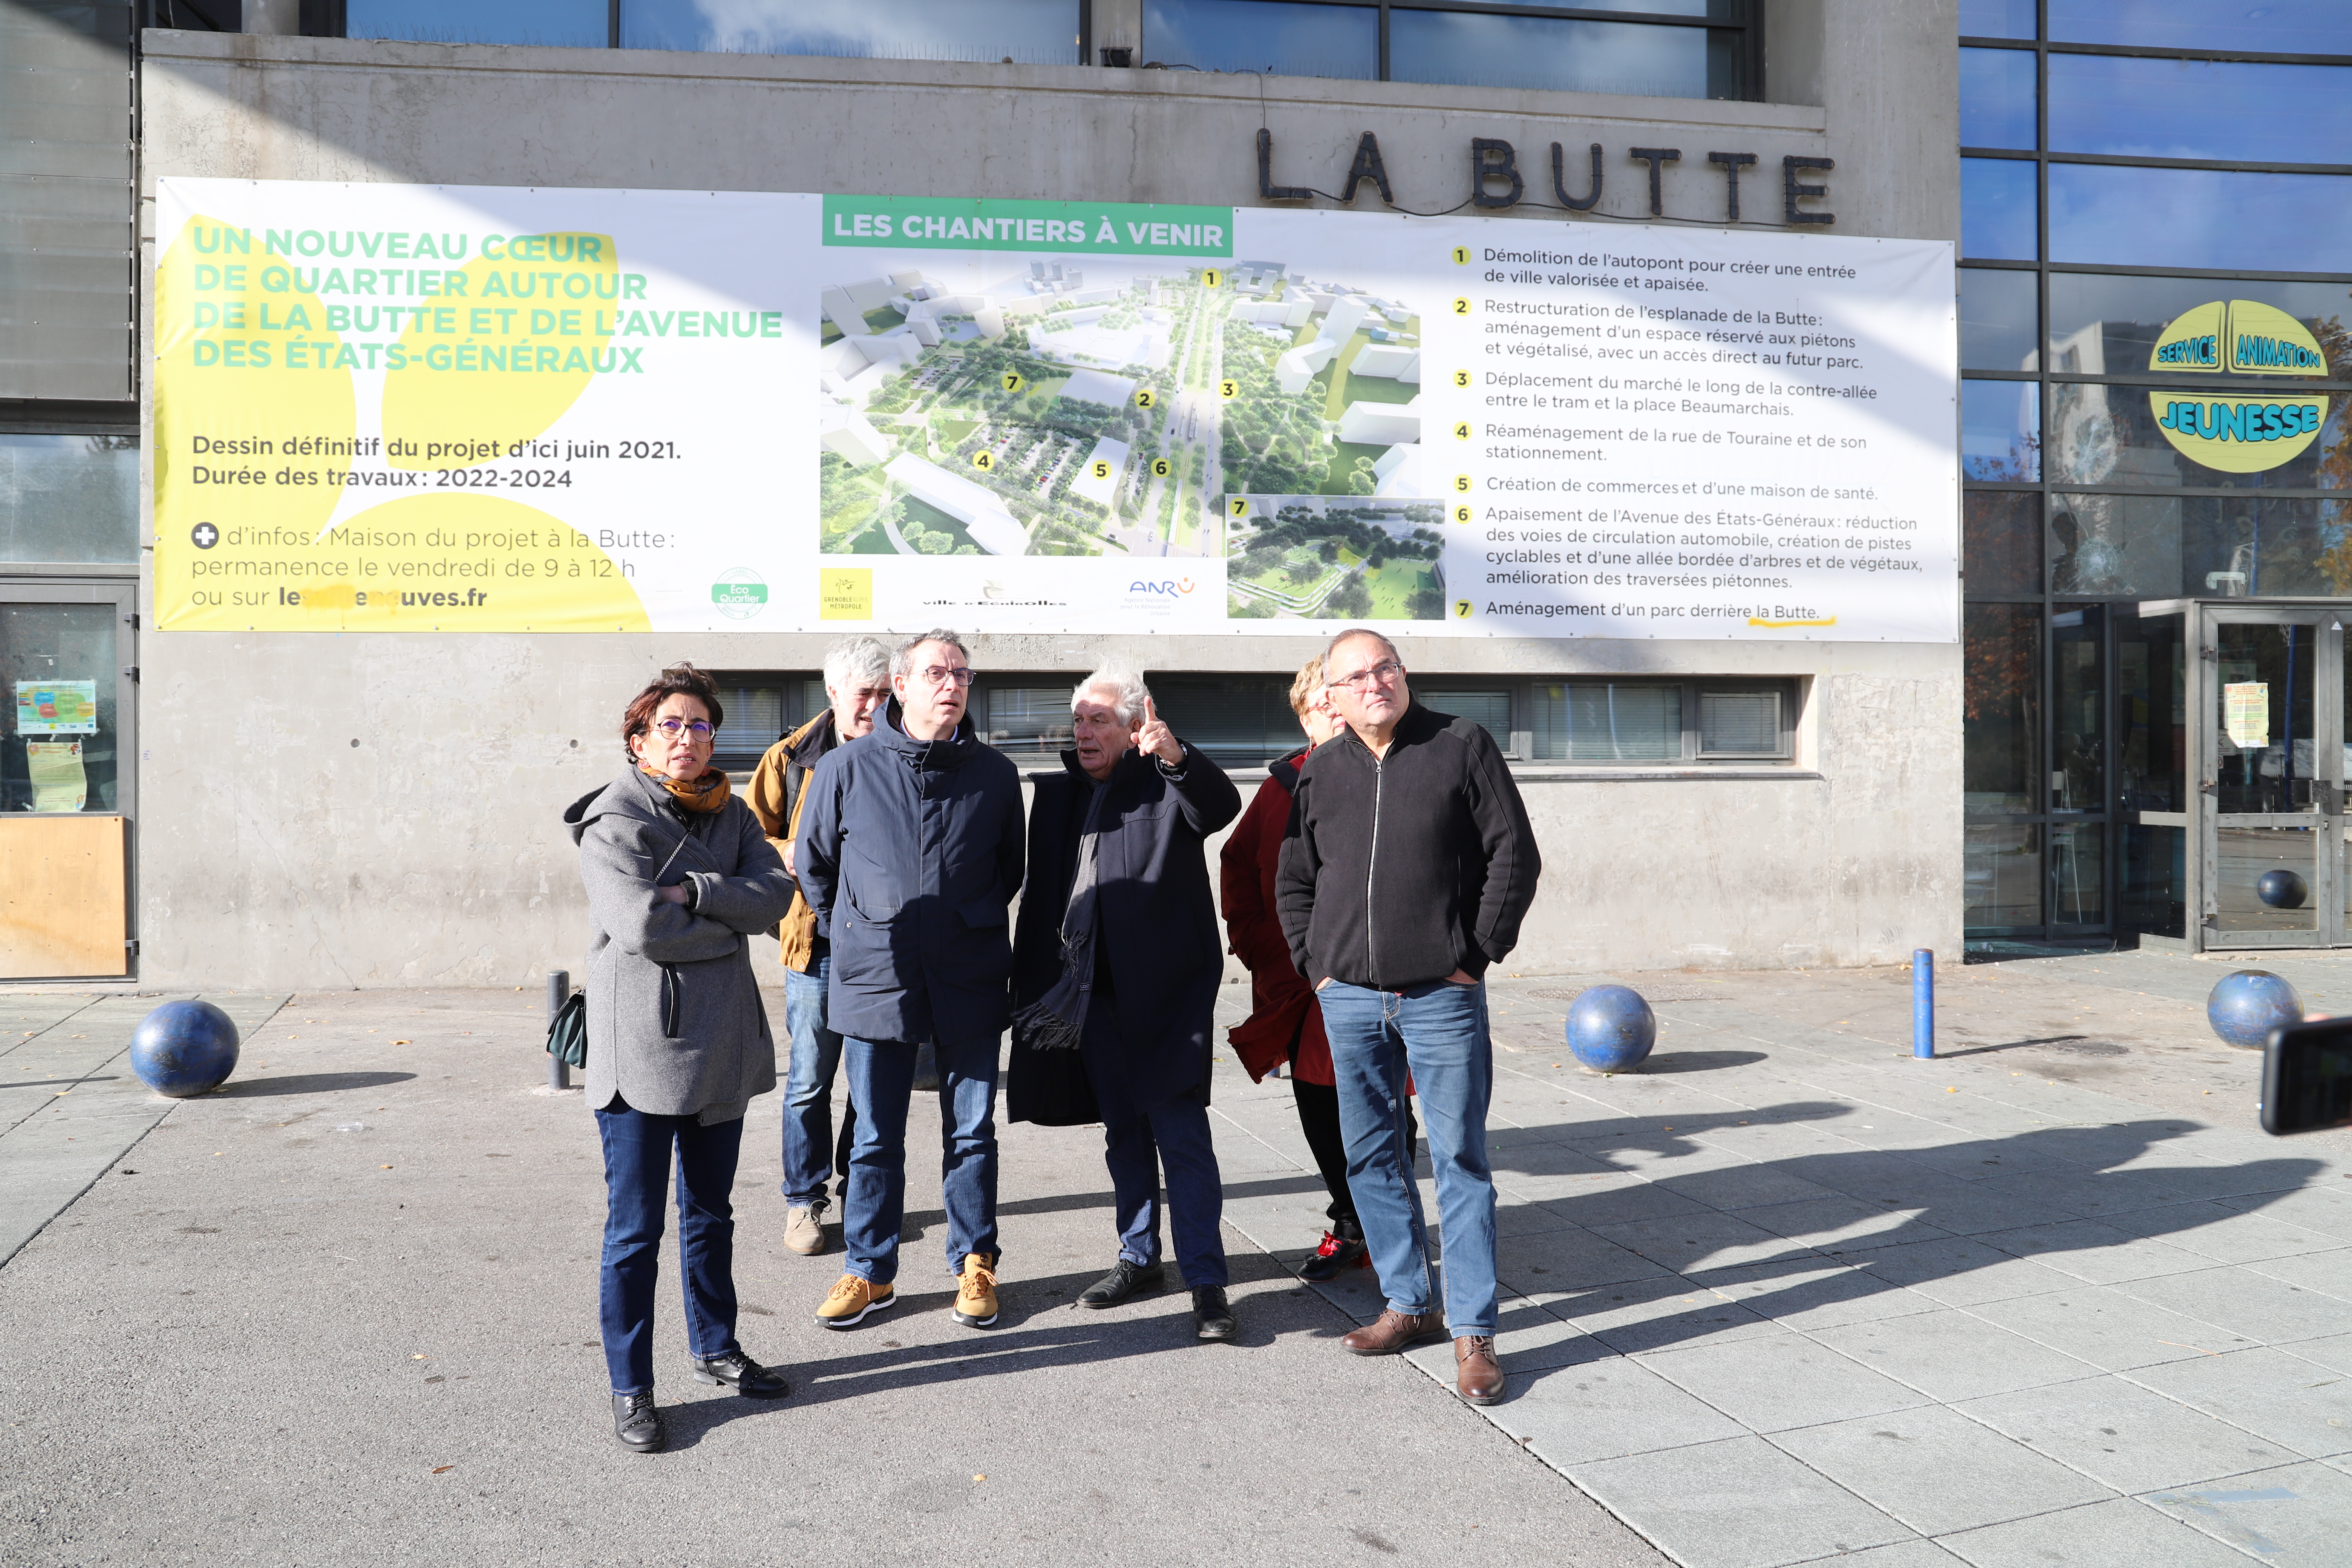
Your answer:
[2206,970,2303,1050]
[1566,985,1657,1074]
[128,1000,241,1098]
[2257,869,2309,910]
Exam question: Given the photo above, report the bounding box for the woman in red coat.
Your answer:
[1221,657,1412,1281]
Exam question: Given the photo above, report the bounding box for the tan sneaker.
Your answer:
[814,1273,893,1329]
[952,1252,999,1328]
[783,1204,827,1257]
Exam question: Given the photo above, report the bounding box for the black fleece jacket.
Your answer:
[1274,702,1541,991]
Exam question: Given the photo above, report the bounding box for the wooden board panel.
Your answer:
[0,816,128,979]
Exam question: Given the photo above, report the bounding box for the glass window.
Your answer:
[0,603,118,814]
[2117,609,2185,814]
[1960,267,2039,372]
[2123,822,2184,938]
[0,435,137,565]
[627,0,1081,61]
[2050,492,2180,597]
[2047,274,2352,377]
[984,686,1078,750]
[1960,47,2037,151]
[2049,0,2352,53]
[1964,491,2041,596]
[1151,674,1303,765]
[1965,823,2043,930]
[1389,11,1715,99]
[2047,383,2346,493]
[2050,605,2103,812]
[1966,602,2041,813]
[1959,0,2036,39]
[1962,158,2037,261]
[2049,55,2352,164]
[2050,821,2104,925]
[1142,0,1376,80]
[2051,164,2352,274]
[1962,378,2040,481]
[348,0,608,46]
[1697,691,1783,756]
[1419,689,1511,753]
[706,674,825,772]
[1566,683,1682,763]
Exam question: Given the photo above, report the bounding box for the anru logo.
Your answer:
[1127,577,1195,596]
[2147,299,2332,475]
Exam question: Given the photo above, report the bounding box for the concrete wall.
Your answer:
[133,15,1962,989]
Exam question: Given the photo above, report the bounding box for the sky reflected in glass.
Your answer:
[2051,164,2352,272]
[1959,0,2036,39]
[2050,55,2352,162]
[1962,47,2037,150]
[1964,378,2041,481]
[2050,0,2352,52]
[1389,11,1709,98]
[1962,268,2040,372]
[625,0,1080,62]
[349,0,605,46]
[1142,0,1375,78]
[1963,158,2037,260]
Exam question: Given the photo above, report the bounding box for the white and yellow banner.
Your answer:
[154,179,1961,640]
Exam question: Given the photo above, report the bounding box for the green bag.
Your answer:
[545,989,587,1069]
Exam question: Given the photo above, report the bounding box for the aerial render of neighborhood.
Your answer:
[815,248,1442,619]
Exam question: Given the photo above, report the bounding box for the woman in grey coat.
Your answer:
[562,663,796,1453]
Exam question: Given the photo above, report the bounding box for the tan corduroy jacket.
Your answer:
[745,710,841,974]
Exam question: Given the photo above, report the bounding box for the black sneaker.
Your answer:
[1077,1259,1165,1308]
[1193,1286,1237,1342]
[691,1350,789,1398]
[1297,1230,1369,1283]
[612,1391,665,1453]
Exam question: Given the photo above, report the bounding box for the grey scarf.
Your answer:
[1011,779,1112,1052]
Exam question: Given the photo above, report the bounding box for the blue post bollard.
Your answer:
[1912,949,1935,1060]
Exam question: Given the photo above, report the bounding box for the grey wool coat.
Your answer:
[564,767,796,1122]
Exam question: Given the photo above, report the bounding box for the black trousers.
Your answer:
[1294,1076,1418,1237]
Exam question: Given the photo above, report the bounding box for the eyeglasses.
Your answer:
[651,718,715,741]
[915,666,976,688]
[1328,660,1405,691]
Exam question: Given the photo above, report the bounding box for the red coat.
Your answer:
[1221,748,1333,1086]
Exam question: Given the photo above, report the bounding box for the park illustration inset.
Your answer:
[814,251,1438,616]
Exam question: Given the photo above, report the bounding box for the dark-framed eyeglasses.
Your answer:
[916,665,976,688]
[651,718,715,741]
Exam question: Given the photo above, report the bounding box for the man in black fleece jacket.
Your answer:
[1275,628,1540,1406]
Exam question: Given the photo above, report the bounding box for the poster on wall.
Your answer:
[152,179,1958,640]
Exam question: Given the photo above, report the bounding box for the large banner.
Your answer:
[153,179,1957,640]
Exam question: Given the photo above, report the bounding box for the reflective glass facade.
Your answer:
[1959,6,2352,940]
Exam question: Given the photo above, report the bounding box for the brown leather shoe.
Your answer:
[1339,1309,1444,1356]
[1455,1335,1505,1405]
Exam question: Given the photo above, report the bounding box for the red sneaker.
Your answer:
[1298,1230,1370,1283]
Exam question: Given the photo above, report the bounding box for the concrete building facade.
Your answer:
[3,1,1966,989]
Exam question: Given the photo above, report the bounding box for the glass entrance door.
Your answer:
[2203,609,2342,948]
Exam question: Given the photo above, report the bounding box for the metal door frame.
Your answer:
[1,577,139,970]
[2141,597,2347,953]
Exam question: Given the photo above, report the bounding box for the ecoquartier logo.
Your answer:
[2148,300,2331,474]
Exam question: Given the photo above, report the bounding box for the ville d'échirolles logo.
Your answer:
[2147,300,2330,475]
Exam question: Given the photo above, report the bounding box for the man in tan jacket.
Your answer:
[746,635,891,1255]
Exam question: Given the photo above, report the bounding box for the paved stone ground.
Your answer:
[4,950,2352,1566]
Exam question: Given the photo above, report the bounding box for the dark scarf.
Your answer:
[1009,778,1112,1052]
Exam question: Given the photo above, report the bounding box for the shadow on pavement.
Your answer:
[215,1070,419,1097]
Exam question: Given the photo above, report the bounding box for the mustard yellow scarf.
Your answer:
[639,762,732,814]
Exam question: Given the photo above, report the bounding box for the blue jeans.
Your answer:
[1317,978,1498,1337]
[1082,998,1229,1289]
[782,948,854,1208]
[594,1097,744,1395]
[841,1032,1000,1285]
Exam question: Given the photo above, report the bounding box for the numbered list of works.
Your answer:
[1436,243,1941,637]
